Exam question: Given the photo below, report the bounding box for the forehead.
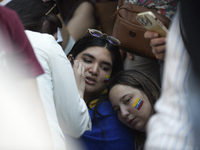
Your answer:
[77,46,112,61]
[110,85,143,99]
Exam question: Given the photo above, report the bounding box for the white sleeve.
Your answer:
[56,28,63,43]
[49,43,91,138]
[0,0,12,6]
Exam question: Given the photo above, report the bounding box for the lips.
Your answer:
[127,117,137,125]
[85,76,96,85]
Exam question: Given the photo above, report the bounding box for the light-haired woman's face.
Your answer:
[109,84,154,132]
[75,46,113,98]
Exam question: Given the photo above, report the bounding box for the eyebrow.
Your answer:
[119,94,128,102]
[82,53,95,59]
[112,94,128,109]
[82,53,113,67]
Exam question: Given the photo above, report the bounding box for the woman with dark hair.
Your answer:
[108,70,161,150]
[6,0,61,37]
[6,1,91,149]
[67,29,136,150]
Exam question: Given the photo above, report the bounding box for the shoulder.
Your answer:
[97,100,114,115]
[25,30,69,64]
[0,10,44,78]
[89,100,117,120]
[25,30,55,43]
[0,6,25,39]
[0,5,17,18]
[25,30,63,53]
[0,6,21,29]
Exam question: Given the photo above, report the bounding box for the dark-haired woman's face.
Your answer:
[109,84,153,132]
[75,46,113,98]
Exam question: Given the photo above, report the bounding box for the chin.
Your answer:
[85,88,97,96]
[85,86,94,92]
[136,126,146,132]
[129,126,135,130]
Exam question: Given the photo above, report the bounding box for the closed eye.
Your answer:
[83,58,92,63]
[100,65,109,71]
[125,99,131,104]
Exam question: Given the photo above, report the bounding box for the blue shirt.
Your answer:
[81,100,136,150]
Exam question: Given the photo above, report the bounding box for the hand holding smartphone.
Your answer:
[136,11,168,37]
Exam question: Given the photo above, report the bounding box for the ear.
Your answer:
[68,54,74,65]
[42,20,49,33]
[68,54,73,61]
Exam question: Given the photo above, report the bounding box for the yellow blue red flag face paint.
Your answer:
[132,98,143,110]
[104,75,110,83]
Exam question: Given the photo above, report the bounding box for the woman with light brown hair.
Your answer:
[108,70,161,150]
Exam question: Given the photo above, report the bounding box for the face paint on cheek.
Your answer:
[132,98,143,110]
[104,75,110,83]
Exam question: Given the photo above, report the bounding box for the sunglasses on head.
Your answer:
[88,29,121,46]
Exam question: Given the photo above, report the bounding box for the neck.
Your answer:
[84,93,93,103]
[84,89,107,103]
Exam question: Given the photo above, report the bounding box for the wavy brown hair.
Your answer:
[108,70,161,150]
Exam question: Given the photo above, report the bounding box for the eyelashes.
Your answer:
[83,58,110,72]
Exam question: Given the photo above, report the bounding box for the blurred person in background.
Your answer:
[145,0,200,149]
[0,5,53,149]
[6,0,92,149]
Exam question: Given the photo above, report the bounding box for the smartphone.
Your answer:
[136,11,168,37]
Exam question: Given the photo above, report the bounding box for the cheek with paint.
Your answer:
[132,98,143,110]
[104,75,110,83]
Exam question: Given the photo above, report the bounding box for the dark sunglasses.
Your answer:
[88,28,121,46]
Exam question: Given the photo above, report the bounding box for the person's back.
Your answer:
[6,0,92,149]
[25,30,69,149]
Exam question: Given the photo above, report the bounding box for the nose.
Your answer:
[89,63,99,75]
[120,107,129,118]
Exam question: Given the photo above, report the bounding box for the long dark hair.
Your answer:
[68,35,123,78]
[6,0,61,35]
[68,35,124,137]
[108,70,161,150]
